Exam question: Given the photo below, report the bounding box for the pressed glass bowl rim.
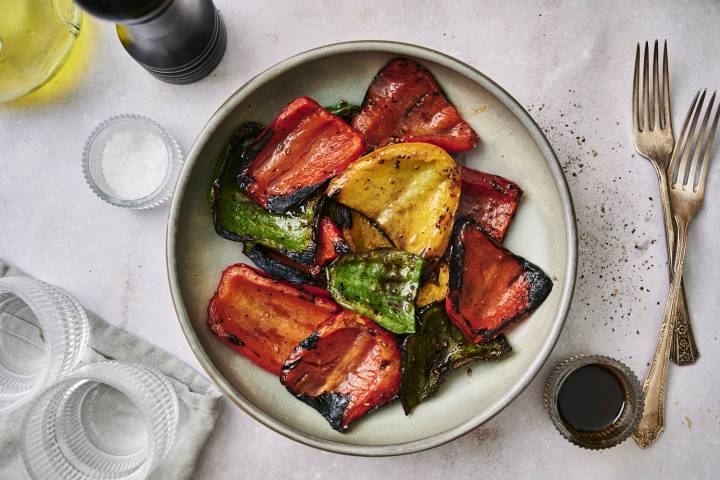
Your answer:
[82,114,183,210]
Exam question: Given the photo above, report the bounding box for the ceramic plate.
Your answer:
[167,41,576,456]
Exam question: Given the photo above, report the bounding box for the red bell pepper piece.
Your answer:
[457,166,523,243]
[281,310,401,432]
[314,216,349,267]
[296,283,334,299]
[207,264,341,375]
[352,58,479,153]
[241,97,366,212]
[446,219,552,343]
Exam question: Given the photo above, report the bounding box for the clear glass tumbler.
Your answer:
[21,360,179,480]
[0,276,89,412]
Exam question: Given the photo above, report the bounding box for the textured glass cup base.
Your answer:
[544,354,643,450]
[0,277,88,412]
[21,361,179,480]
[82,114,183,209]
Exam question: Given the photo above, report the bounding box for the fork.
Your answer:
[633,90,719,448]
[633,40,699,365]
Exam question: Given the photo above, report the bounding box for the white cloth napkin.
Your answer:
[0,261,222,480]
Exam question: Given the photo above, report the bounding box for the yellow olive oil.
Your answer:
[0,0,82,103]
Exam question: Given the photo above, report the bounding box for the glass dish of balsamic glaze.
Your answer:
[544,355,643,449]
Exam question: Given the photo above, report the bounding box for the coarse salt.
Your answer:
[101,129,169,201]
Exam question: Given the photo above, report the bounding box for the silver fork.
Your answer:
[633,90,719,448]
[633,40,699,365]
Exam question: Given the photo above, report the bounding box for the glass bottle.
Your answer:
[0,0,82,103]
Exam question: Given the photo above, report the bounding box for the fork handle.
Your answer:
[656,166,698,365]
[633,219,689,448]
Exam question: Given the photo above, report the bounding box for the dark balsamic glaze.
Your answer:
[557,364,625,432]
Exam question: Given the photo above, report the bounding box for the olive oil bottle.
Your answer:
[0,0,82,103]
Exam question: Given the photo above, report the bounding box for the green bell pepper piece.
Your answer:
[400,303,512,414]
[211,122,320,264]
[326,249,423,334]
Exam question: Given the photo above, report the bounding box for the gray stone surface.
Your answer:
[1,0,719,478]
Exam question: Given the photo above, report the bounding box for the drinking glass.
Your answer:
[0,276,89,412]
[21,360,179,480]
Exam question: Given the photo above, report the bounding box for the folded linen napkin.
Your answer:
[0,261,222,480]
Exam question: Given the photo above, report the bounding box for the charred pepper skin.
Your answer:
[446,218,552,343]
[281,311,401,432]
[243,217,349,285]
[352,58,479,153]
[243,242,318,284]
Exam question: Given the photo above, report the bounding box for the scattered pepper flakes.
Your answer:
[527,90,664,342]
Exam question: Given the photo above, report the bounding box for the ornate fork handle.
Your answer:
[633,220,689,447]
[655,165,698,365]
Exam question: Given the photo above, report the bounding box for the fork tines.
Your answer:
[633,40,671,133]
[670,90,720,192]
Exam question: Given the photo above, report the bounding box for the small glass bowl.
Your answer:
[21,361,179,480]
[0,276,89,412]
[544,354,643,450]
[82,114,183,209]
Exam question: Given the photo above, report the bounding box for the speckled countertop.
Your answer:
[2,1,719,478]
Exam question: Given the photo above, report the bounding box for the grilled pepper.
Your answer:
[238,96,365,212]
[315,216,350,266]
[457,166,523,243]
[401,303,511,414]
[243,216,349,284]
[207,264,341,375]
[327,249,424,334]
[243,242,317,284]
[209,121,264,207]
[323,201,393,251]
[281,310,401,432]
[352,58,479,152]
[416,261,450,307]
[446,218,552,343]
[327,142,461,258]
[342,210,394,251]
[211,123,322,264]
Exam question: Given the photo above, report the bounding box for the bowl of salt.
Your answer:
[82,114,183,209]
